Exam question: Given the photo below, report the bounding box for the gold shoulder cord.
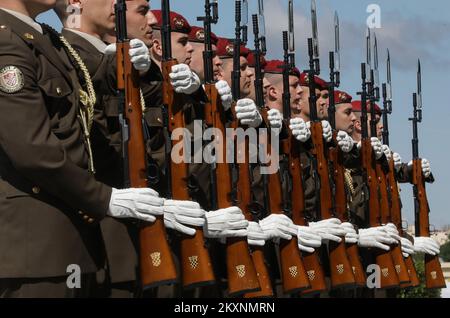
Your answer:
[41,23,96,174]
[344,168,356,197]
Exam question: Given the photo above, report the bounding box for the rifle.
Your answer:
[358,29,399,289]
[371,36,410,285]
[160,0,215,289]
[409,60,446,289]
[382,50,420,287]
[115,0,177,288]
[198,0,260,297]
[306,0,355,289]
[327,12,366,287]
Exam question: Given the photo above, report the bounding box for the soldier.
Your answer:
[0,0,170,298]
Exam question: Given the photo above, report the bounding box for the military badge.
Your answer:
[0,66,24,94]
[173,17,185,30]
[195,29,205,42]
[225,44,234,56]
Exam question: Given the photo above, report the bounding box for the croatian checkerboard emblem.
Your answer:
[150,252,162,267]
[0,66,24,94]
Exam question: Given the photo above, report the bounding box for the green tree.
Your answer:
[397,253,442,298]
[439,235,450,262]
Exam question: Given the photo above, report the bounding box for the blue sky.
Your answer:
[37,0,450,229]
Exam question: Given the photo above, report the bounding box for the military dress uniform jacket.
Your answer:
[0,10,111,278]
[61,29,139,285]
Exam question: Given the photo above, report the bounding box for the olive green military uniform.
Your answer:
[0,9,111,297]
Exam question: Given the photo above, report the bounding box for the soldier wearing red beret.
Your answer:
[246,52,271,103]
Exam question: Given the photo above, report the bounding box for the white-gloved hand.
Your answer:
[296,225,322,253]
[235,98,263,127]
[408,158,432,178]
[308,218,346,243]
[289,118,311,142]
[163,200,205,236]
[104,39,151,72]
[340,222,359,244]
[381,144,392,161]
[259,214,297,241]
[247,221,268,247]
[382,223,402,244]
[204,207,248,239]
[414,237,440,256]
[267,108,283,129]
[393,152,402,172]
[371,137,383,160]
[358,226,395,250]
[170,64,201,95]
[400,237,415,258]
[336,131,355,153]
[107,188,164,223]
[215,80,232,112]
[321,120,333,142]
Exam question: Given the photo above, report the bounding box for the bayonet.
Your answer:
[334,11,340,74]
[258,0,266,54]
[311,0,320,73]
[365,28,371,82]
[373,33,380,100]
[417,59,422,110]
[386,49,392,102]
[242,0,248,44]
[288,0,295,53]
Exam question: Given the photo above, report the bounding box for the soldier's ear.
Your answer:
[268,86,277,101]
[152,39,162,58]
[354,119,361,131]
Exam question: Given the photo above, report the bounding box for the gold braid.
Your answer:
[344,168,356,197]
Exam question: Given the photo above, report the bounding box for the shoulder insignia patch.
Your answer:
[0,66,24,94]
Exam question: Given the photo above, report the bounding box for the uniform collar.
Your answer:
[0,8,42,34]
[63,29,107,53]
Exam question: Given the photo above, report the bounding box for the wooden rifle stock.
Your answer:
[231,118,273,298]
[260,109,311,294]
[329,132,366,287]
[387,159,420,287]
[116,42,177,288]
[204,84,260,296]
[361,139,399,289]
[310,122,355,289]
[376,158,410,285]
[412,159,446,289]
[162,60,215,289]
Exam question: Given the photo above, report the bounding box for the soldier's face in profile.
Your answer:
[263,76,270,102]
[190,42,205,81]
[299,86,311,118]
[335,103,356,134]
[125,0,153,48]
[318,90,329,119]
[376,114,383,139]
[240,57,253,97]
[289,76,303,113]
[247,66,256,100]
[80,0,115,34]
[171,33,193,65]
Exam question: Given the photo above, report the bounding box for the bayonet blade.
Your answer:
[242,0,248,26]
[288,0,295,52]
[386,49,392,101]
[258,0,266,37]
[374,33,380,88]
[365,28,371,81]
[334,11,340,72]
[417,59,422,109]
[311,0,319,58]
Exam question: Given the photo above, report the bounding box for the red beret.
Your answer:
[299,72,328,90]
[264,59,300,78]
[247,52,267,69]
[351,100,382,115]
[188,26,218,46]
[334,90,353,104]
[151,10,191,34]
[216,38,250,58]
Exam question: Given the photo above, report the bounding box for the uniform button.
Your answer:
[0,25,7,30]
[32,186,40,194]
[83,215,89,221]
[56,87,62,95]
[157,117,162,123]
[87,218,95,224]
[78,211,84,215]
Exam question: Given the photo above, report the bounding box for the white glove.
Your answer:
[215,80,232,112]
[321,120,333,143]
[400,237,415,258]
[267,109,283,129]
[382,223,402,244]
[414,237,440,256]
[358,226,395,250]
[247,221,268,247]
[235,98,263,128]
[107,188,164,223]
[259,214,297,241]
[170,64,201,95]
[289,118,311,142]
[340,222,359,244]
[308,218,346,243]
[163,200,205,236]
[381,144,392,161]
[104,39,151,72]
[336,131,355,153]
[371,137,383,159]
[204,207,248,239]
[296,225,322,253]
[393,152,402,172]
[408,158,432,178]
